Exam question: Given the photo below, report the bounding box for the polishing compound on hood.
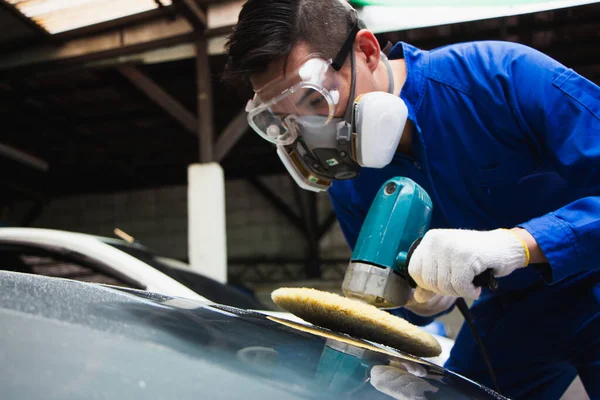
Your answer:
[271,287,441,357]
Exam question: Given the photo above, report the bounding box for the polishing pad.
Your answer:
[271,287,441,357]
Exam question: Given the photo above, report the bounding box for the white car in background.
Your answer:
[0,228,267,310]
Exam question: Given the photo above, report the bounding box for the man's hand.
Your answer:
[370,364,438,400]
[404,288,457,317]
[408,229,530,299]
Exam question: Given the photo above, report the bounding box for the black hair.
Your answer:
[223,0,359,88]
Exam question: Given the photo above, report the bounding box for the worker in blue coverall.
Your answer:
[224,0,600,398]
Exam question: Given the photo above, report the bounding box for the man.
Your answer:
[224,0,600,398]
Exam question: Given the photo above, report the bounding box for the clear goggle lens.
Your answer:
[247,58,342,145]
[248,86,337,145]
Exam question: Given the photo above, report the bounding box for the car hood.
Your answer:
[0,271,506,400]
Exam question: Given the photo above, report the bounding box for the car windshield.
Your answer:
[1,271,504,400]
[106,241,270,311]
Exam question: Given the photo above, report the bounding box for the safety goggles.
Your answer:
[246,57,346,145]
[246,14,360,146]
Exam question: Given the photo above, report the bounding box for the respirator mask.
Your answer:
[246,16,408,192]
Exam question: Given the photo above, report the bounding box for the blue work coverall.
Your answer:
[328,41,600,399]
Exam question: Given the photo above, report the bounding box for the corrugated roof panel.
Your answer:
[7,0,173,34]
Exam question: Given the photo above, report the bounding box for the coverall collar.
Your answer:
[387,42,429,125]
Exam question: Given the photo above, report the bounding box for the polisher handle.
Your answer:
[405,238,499,291]
[473,269,498,290]
[404,238,421,289]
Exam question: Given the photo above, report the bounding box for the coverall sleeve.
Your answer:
[328,188,450,326]
[508,45,600,283]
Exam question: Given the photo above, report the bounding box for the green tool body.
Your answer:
[353,178,432,280]
[342,177,432,308]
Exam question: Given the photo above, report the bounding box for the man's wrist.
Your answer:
[510,227,548,265]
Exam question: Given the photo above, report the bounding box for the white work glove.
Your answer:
[370,364,438,400]
[404,288,457,317]
[408,229,530,300]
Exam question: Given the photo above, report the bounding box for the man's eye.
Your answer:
[309,97,324,107]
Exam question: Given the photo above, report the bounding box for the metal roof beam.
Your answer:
[214,110,248,162]
[173,0,208,32]
[118,65,197,135]
[53,8,176,41]
[0,142,49,172]
[118,56,248,160]
[0,17,233,73]
[0,1,245,72]
[0,16,194,72]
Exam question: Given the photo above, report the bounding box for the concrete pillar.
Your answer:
[188,163,227,283]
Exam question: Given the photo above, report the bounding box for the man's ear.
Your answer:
[354,29,381,72]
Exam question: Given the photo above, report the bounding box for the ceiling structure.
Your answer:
[0,0,599,203]
[6,0,175,34]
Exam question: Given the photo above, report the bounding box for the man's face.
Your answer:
[250,41,377,120]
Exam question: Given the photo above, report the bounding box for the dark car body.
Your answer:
[0,271,506,399]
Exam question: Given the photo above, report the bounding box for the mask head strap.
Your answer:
[343,46,357,124]
[331,16,360,72]
[381,52,395,95]
[330,10,360,126]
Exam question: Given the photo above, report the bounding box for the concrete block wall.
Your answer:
[30,186,189,259]
[225,175,307,259]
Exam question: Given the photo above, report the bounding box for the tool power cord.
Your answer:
[455,298,500,393]
[405,241,500,392]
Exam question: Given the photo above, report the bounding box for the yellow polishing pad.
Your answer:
[271,287,441,357]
